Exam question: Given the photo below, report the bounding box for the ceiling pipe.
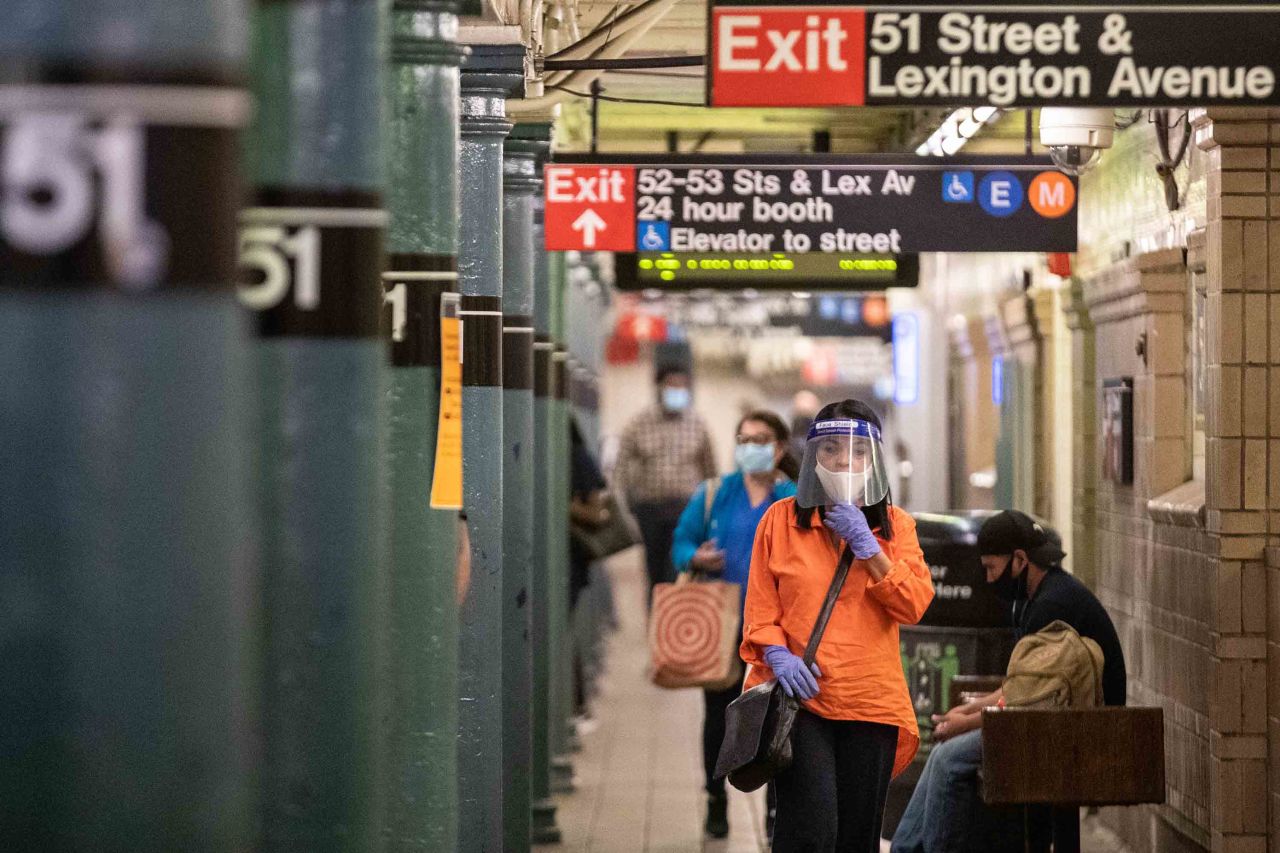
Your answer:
[509,0,682,115]
[546,0,674,60]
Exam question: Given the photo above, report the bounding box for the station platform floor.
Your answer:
[536,550,1132,853]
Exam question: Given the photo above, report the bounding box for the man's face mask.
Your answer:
[661,386,690,412]
[985,553,1027,601]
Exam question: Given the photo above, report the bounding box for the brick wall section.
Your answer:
[950,316,998,510]
[1003,290,1057,522]
[1066,278,1098,590]
[1082,251,1212,852]
[1190,108,1274,853]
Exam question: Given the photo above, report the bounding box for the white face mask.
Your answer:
[815,462,865,506]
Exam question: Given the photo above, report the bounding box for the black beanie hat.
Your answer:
[977,510,1066,568]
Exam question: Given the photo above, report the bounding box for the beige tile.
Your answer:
[1216,439,1244,510]
[1213,660,1244,733]
[1222,172,1268,196]
[1220,366,1242,438]
[1216,512,1267,536]
[1220,147,1268,171]
[1222,293,1244,364]
[1268,225,1280,296]
[1241,661,1267,735]
[1268,441,1280,514]
[1223,195,1269,219]
[1217,560,1243,635]
[1242,220,1269,292]
[1212,123,1271,146]
[1243,294,1269,363]
[1269,367,1280,435]
[1213,756,1244,833]
[1211,732,1267,760]
[1241,563,1267,634]
[1216,636,1267,659]
[1148,312,1185,377]
[1221,220,1245,295]
[1243,440,1268,510]
[1221,535,1266,561]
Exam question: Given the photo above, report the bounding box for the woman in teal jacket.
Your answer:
[671,409,798,839]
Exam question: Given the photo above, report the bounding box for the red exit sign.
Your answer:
[544,165,636,252]
[711,7,867,106]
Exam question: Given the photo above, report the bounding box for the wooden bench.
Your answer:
[980,707,1165,853]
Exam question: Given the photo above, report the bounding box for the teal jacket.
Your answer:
[671,470,797,603]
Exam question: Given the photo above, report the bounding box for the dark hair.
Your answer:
[795,398,894,540]
[655,365,689,385]
[736,409,801,481]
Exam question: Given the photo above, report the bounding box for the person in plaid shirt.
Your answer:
[615,366,717,600]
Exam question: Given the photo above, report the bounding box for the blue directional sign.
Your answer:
[552,153,1078,253]
[637,221,670,251]
[893,313,920,405]
[979,172,1024,218]
[942,172,973,204]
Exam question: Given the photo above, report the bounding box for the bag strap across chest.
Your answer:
[800,548,855,667]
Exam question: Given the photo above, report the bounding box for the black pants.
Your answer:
[773,710,898,853]
[702,680,740,798]
[632,498,687,602]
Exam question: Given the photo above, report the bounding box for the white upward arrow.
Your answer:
[571,209,607,247]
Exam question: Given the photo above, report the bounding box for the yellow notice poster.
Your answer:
[431,292,463,509]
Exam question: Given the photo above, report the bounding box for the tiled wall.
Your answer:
[1081,252,1211,852]
[924,112,1271,853]
[1191,109,1278,853]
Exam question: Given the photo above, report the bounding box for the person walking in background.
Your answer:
[788,389,822,462]
[742,399,935,853]
[568,418,610,719]
[614,366,716,601]
[671,410,799,839]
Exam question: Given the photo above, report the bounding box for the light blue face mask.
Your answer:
[735,442,776,474]
[661,386,691,412]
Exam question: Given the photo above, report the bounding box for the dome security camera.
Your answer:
[1039,107,1115,176]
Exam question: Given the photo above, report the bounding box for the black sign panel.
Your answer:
[708,2,1280,108]
[615,251,918,291]
[555,154,1077,254]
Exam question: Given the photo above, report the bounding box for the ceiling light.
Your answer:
[918,106,1005,157]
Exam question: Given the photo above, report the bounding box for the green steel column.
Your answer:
[457,45,522,853]
[501,141,538,851]
[0,4,255,850]
[523,125,561,844]
[548,253,576,793]
[243,0,389,848]
[382,4,464,850]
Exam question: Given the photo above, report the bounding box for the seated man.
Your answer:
[891,510,1127,853]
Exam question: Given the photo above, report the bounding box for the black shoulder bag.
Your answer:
[713,548,855,792]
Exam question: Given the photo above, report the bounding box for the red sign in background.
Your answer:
[544,165,636,251]
[711,7,866,107]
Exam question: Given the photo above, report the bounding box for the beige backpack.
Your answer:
[1003,620,1105,709]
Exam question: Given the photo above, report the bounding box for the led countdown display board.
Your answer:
[614,251,919,292]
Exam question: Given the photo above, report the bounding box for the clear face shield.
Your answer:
[796,418,891,508]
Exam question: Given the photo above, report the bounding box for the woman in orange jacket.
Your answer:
[740,399,934,852]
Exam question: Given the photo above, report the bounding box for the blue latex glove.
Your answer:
[824,504,882,560]
[764,645,821,700]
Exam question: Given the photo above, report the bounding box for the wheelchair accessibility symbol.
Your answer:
[637,221,670,251]
[942,172,974,204]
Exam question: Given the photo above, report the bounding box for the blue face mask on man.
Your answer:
[735,442,776,474]
[661,386,691,412]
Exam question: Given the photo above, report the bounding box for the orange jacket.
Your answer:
[740,500,934,777]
